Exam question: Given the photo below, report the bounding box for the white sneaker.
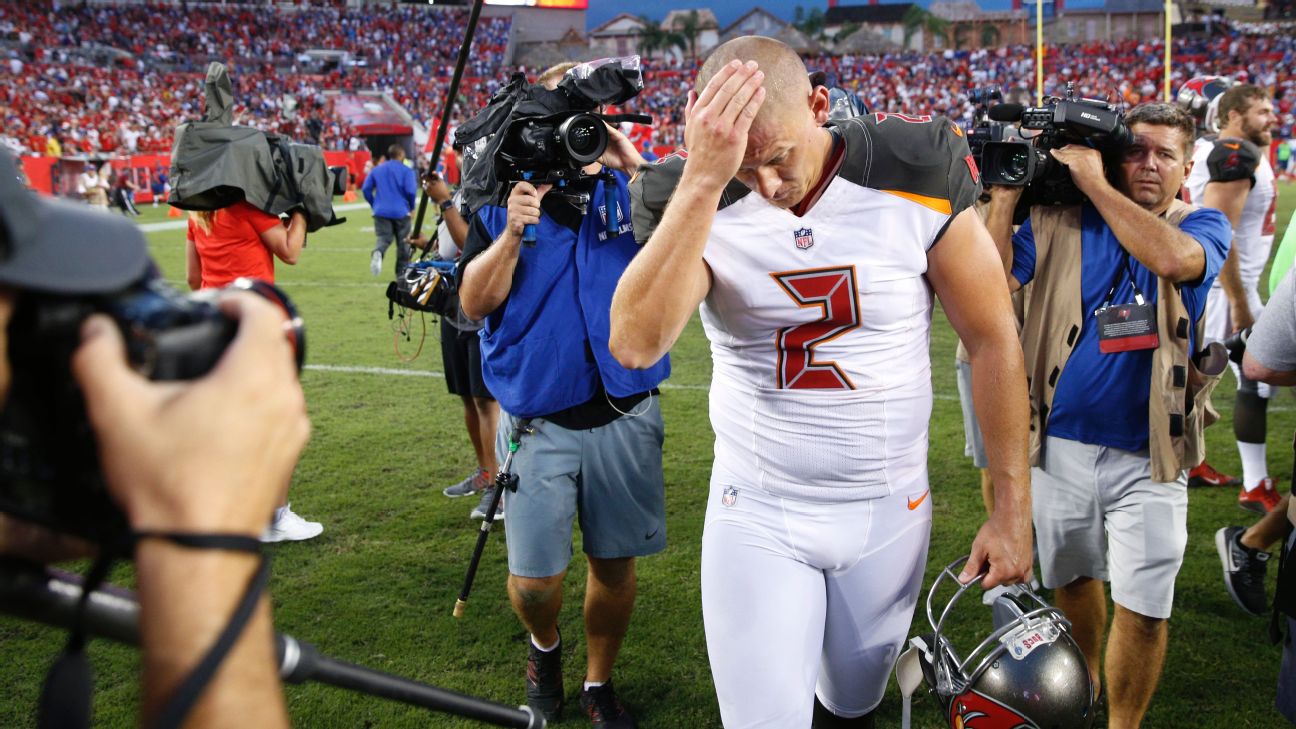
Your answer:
[369,250,383,277]
[262,505,324,543]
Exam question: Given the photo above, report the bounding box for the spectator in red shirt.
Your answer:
[186,202,322,543]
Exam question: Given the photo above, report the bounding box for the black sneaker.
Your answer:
[1216,526,1270,616]
[579,680,637,728]
[525,637,563,721]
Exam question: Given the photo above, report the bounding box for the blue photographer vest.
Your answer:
[475,171,670,419]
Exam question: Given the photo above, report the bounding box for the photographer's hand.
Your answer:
[985,185,1024,284]
[598,123,646,176]
[423,173,452,205]
[71,292,301,729]
[72,292,309,536]
[1049,144,1107,197]
[504,180,551,240]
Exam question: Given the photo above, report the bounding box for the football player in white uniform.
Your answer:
[1184,84,1281,513]
[611,37,1032,728]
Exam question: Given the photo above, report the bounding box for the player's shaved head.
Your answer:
[698,37,811,126]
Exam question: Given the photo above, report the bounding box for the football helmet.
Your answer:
[1175,76,1235,134]
[906,556,1094,729]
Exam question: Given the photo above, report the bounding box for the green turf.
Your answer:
[3,186,1296,728]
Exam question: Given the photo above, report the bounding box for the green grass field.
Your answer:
[3,184,1296,728]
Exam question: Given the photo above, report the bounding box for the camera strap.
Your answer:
[1094,249,1159,354]
[37,551,117,729]
[36,533,268,729]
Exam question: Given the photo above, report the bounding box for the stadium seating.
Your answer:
[0,1,1292,159]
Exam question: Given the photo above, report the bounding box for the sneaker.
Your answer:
[526,637,564,721]
[470,485,504,520]
[1188,461,1242,488]
[580,680,636,728]
[261,505,324,543]
[1238,477,1282,514]
[444,468,491,498]
[369,250,382,276]
[1215,526,1270,616]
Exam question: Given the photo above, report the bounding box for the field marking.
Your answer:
[301,364,976,400]
[137,201,374,232]
[304,363,711,390]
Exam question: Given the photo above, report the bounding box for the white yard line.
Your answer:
[138,201,373,232]
[298,364,984,401]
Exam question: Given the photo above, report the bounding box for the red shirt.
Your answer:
[187,202,281,288]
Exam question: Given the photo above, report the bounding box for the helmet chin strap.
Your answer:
[895,644,926,729]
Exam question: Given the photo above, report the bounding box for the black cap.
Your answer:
[0,153,150,294]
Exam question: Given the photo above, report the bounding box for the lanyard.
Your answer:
[1097,249,1148,314]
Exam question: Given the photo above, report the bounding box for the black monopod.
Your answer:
[410,0,485,243]
[454,418,532,618]
[0,559,543,728]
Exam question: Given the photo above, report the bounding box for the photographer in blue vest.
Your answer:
[456,62,668,729]
[986,102,1231,727]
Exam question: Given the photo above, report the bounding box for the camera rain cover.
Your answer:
[168,63,344,232]
[454,57,644,214]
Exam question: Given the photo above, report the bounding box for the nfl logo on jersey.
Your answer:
[793,227,814,250]
[722,486,739,507]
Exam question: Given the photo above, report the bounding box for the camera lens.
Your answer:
[1002,149,1031,183]
[557,113,607,165]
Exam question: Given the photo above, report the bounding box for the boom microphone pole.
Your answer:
[454,418,532,618]
[0,559,543,729]
[411,0,486,242]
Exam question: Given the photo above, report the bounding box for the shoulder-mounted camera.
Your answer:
[975,83,1133,213]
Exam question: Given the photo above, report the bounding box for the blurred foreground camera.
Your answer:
[0,275,304,543]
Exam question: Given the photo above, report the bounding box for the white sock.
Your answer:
[1238,441,1269,489]
[274,505,289,522]
[530,635,559,652]
[583,680,605,691]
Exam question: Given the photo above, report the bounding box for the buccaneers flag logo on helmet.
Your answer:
[949,689,1036,729]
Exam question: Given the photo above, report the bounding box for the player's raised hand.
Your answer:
[682,59,766,190]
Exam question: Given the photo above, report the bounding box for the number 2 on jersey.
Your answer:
[771,266,861,389]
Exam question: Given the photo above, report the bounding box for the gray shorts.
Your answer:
[1032,436,1188,619]
[499,399,667,578]
[955,359,988,469]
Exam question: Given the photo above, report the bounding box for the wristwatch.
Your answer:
[438,199,454,213]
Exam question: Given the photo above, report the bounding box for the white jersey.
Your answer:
[632,114,980,503]
[1185,135,1278,286]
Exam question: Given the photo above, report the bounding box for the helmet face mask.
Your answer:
[908,556,1095,729]
[1176,76,1235,134]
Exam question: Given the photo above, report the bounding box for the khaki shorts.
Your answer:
[1032,435,1188,619]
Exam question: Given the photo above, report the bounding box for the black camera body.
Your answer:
[966,88,1010,183]
[0,276,303,543]
[497,111,610,187]
[979,84,1133,209]
[455,58,650,216]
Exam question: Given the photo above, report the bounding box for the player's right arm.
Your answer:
[1203,138,1260,332]
[610,60,765,369]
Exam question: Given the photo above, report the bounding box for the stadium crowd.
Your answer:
[0,2,511,157]
[1,2,1293,162]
